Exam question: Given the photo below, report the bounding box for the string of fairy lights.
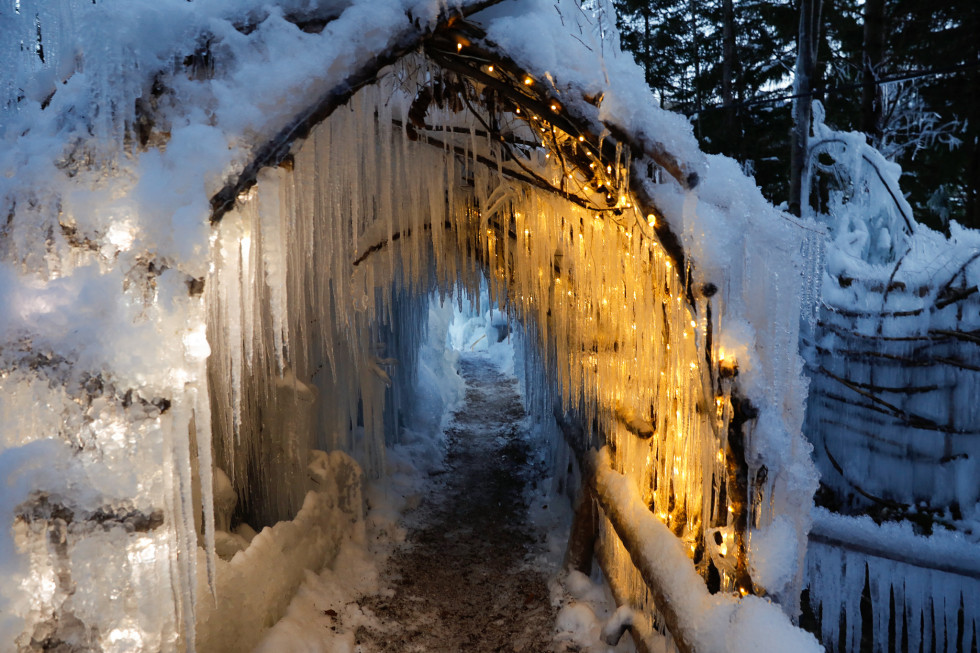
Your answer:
[420,26,755,597]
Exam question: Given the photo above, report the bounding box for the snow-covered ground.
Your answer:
[254,299,639,652]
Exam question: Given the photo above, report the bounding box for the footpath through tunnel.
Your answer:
[251,301,612,652]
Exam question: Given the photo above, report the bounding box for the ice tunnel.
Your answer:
[0,1,823,651]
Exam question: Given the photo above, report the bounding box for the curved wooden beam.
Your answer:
[209,0,507,222]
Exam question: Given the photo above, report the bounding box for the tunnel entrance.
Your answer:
[195,49,739,651]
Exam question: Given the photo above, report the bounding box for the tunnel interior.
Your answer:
[194,46,747,632]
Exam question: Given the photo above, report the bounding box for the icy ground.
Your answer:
[353,355,554,651]
[256,344,634,653]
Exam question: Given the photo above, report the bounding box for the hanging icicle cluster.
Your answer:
[204,54,747,605]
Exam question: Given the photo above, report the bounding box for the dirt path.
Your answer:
[354,354,558,652]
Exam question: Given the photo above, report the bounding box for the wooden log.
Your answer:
[589,448,695,653]
[594,528,659,653]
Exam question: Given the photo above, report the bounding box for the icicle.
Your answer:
[191,384,216,601]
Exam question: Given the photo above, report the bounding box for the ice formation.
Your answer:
[801,108,980,651]
[0,0,824,650]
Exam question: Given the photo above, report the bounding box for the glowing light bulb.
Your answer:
[524,76,533,85]
[456,42,463,51]
[488,65,494,72]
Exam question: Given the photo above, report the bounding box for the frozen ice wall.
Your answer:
[801,111,980,651]
[206,79,459,528]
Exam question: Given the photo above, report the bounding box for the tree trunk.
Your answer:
[689,0,703,140]
[720,0,738,157]
[789,0,822,217]
[860,0,886,142]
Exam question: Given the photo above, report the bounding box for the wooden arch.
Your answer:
[191,8,760,652]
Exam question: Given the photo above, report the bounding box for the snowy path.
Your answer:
[353,354,558,652]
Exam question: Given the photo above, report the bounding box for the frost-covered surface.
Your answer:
[803,102,980,515]
[805,102,915,265]
[807,509,980,653]
[800,97,980,651]
[2,0,819,648]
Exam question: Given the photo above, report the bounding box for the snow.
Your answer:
[254,300,638,652]
[2,0,825,648]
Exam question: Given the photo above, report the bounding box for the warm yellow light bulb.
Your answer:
[457,42,463,51]
[488,65,494,72]
[524,76,533,85]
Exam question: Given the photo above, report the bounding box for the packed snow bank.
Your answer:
[194,450,364,652]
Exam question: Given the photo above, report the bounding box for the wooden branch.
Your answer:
[813,342,980,371]
[808,530,980,581]
[935,284,979,310]
[613,407,655,439]
[816,318,978,344]
[809,413,977,460]
[726,393,755,595]
[351,220,454,267]
[589,449,695,653]
[819,438,908,509]
[814,384,971,435]
[397,121,603,212]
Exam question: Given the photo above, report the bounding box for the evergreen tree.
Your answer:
[613,1,977,228]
